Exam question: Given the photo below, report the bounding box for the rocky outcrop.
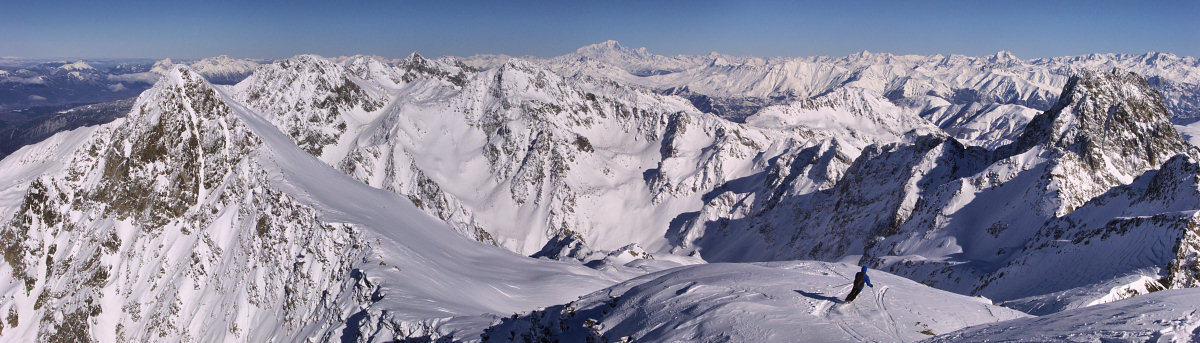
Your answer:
[0,67,368,341]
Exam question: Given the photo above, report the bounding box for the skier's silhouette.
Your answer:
[844,266,873,302]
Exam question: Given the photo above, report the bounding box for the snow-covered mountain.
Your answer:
[129,55,267,85]
[0,60,152,112]
[0,65,663,341]
[513,42,1200,148]
[227,53,949,263]
[2,42,1200,341]
[659,69,1200,324]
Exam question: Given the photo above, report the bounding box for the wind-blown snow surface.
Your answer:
[485,261,1027,343]
[928,288,1200,342]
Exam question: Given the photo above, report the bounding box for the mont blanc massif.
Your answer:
[3,41,1200,342]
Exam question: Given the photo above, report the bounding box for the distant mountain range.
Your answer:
[0,56,267,158]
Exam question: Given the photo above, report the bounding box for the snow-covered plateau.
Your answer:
[1,42,1200,342]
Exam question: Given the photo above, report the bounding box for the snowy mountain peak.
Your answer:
[56,61,95,71]
[989,50,1020,63]
[573,40,649,58]
[1016,68,1186,157]
[147,56,262,83]
[1004,68,1191,214]
[394,52,470,86]
[233,54,388,157]
[568,40,662,68]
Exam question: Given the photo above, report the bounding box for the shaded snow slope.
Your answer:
[929,288,1200,343]
[484,261,1027,343]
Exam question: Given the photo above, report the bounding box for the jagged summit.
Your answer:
[988,50,1020,64]
[1015,69,1186,152]
[1008,69,1191,213]
[233,54,388,157]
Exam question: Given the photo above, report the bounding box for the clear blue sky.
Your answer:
[2,0,1197,59]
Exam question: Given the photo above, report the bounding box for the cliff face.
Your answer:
[0,66,369,341]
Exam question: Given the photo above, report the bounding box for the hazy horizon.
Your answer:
[2,44,1198,63]
[2,1,1197,60]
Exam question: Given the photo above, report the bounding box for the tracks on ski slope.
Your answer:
[817,265,876,342]
[874,286,903,339]
[818,265,906,342]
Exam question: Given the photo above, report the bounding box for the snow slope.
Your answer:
[929,288,1200,342]
[484,261,1027,343]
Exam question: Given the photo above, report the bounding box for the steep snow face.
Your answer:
[971,154,1200,314]
[358,57,791,256]
[232,55,389,158]
[484,262,1027,343]
[929,288,1200,342]
[0,66,647,342]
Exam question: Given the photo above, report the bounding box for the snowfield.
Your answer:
[484,261,1028,343]
[929,288,1200,342]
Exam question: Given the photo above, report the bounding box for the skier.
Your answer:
[844,266,873,302]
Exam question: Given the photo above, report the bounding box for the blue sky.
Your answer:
[2,0,1197,59]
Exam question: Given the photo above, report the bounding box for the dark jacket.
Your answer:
[853,266,873,289]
